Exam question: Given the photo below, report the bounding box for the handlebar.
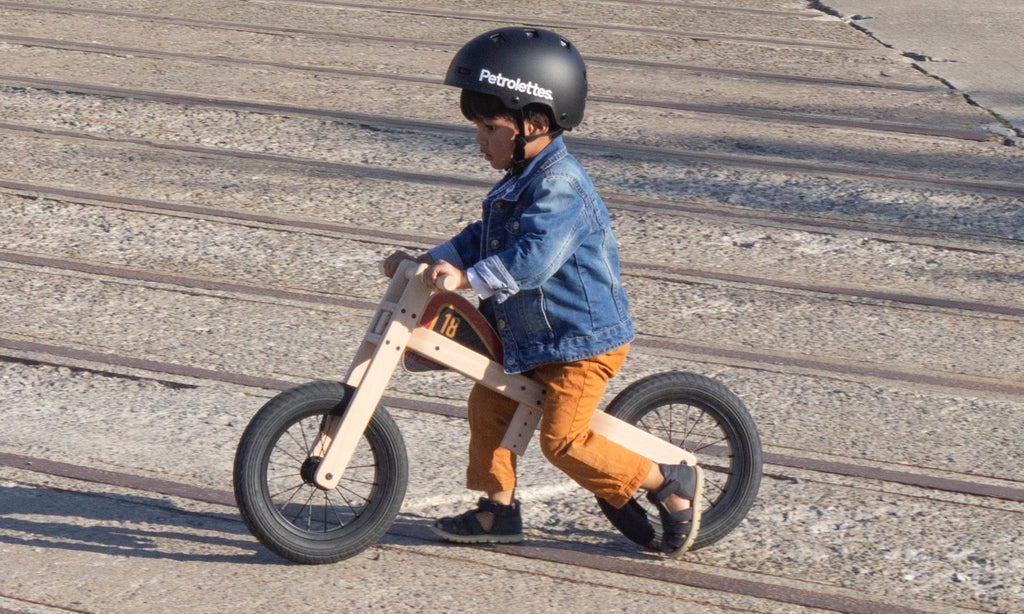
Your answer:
[434,274,460,292]
[380,258,460,292]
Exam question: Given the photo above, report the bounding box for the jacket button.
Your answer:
[497,319,507,329]
[490,239,500,249]
[512,222,520,231]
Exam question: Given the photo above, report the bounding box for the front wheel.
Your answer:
[233,381,408,564]
[598,371,762,551]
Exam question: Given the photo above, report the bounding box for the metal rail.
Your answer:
[284,0,826,19]
[1,262,1022,399]
[0,4,940,92]
[0,35,990,141]
[0,96,1021,200]
[1,209,1021,320]
[0,449,1013,614]
[260,0,870,50]
[0,33,991,141]
[3,178,1020,251]
[0,1,868,52]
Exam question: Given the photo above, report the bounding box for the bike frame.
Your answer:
[311,260,695,491]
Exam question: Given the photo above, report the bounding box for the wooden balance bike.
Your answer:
[233,260,762,563]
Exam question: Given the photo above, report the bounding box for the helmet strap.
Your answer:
[510,114,529,176]
[510,113,563,176]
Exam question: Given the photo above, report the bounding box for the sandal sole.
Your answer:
[431,526,524,544]
[668,464,704,558]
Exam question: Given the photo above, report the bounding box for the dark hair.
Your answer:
[459,90,558,130]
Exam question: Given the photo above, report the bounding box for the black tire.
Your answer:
[597,371,761,551]
[233,381,408,564]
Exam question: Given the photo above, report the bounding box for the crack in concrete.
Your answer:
[807,0,1022,144]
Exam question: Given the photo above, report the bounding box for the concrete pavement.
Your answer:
[820,0,1024,140]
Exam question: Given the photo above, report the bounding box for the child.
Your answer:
[382,27,703,557]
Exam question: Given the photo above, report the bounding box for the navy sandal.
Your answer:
[433,497,524,544]
[646,463,704,557]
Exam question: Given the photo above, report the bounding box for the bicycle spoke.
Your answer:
[291,489,317,527]
[268,481,305,501]
[266,414,378,532]
[323,489,358,526]
[334,484,368,510]
[268,450,305,469]
[282,427,310,456]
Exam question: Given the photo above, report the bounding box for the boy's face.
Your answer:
[473,117,518,170]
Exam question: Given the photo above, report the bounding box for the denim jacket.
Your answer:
[429,136,634,373]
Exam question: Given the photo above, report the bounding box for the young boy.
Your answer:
[382,27,703,556]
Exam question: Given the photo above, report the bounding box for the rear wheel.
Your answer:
[598,372,761,551]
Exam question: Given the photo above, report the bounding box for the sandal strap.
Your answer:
[435,497,523,538]
[477,497,522,535]
[476,497,518,516]
[438,508,486,536]
[651,463,698,502]
[665,507,694,524]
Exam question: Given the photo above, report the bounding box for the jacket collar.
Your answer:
[488,136,567,202]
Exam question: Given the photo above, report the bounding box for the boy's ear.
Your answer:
[525,113,551,136]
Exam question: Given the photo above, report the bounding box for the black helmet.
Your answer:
[444,27,588,130]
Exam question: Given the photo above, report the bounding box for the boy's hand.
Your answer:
[381,250,432,278]
[425,260,467,291]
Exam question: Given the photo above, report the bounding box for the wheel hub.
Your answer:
[299,455,323,486]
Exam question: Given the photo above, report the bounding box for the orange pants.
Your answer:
[465,344,652,509]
